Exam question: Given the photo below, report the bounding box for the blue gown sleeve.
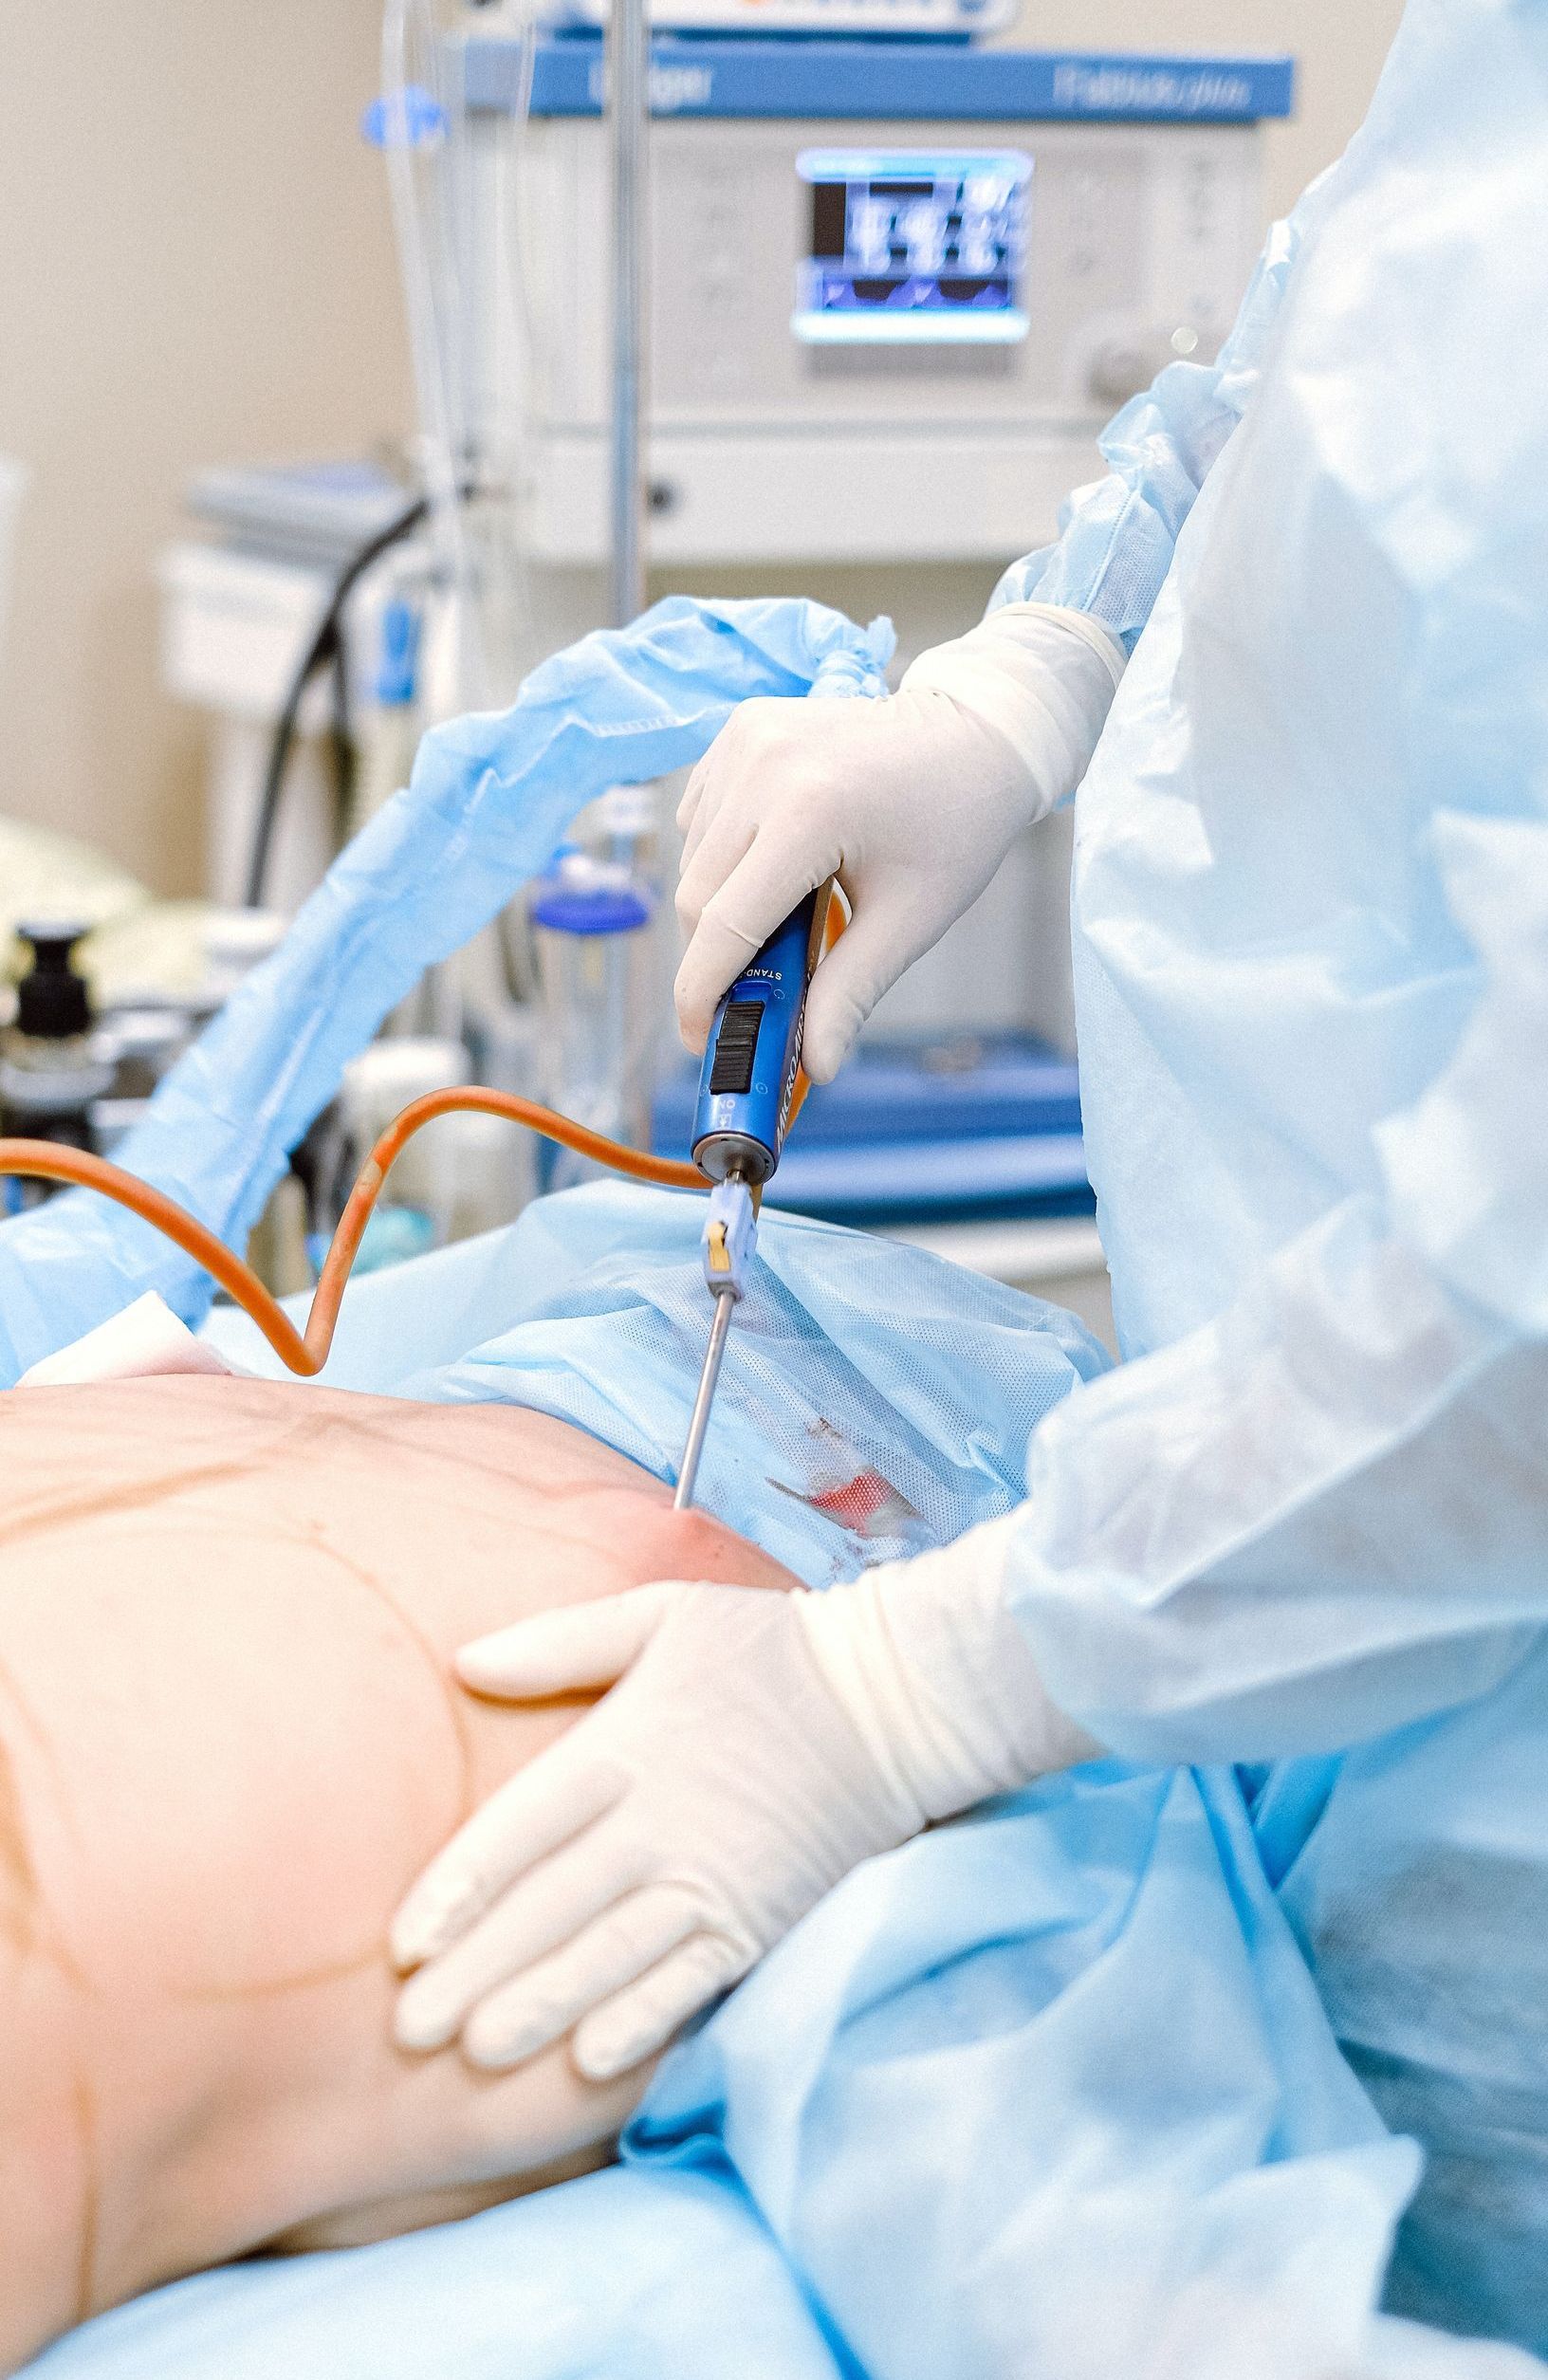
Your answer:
[990,196,1318,652]
[1004,806,1548,1766]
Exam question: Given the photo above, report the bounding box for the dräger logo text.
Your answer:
[587,62,714,112]
[1051,62,1253,116]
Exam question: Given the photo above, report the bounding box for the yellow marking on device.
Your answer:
[707,1221,732,1276]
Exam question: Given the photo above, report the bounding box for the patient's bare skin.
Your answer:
[0,1374,797,2373]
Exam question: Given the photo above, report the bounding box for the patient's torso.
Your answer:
[0,1375,791,2372]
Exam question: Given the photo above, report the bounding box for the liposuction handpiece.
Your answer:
[673,889,829,1512]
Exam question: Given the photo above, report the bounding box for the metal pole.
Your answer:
[609,0,650,628]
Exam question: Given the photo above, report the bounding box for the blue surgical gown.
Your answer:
[986,0,1548,2341]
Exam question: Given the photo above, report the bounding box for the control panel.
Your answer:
[458,41,1289,566]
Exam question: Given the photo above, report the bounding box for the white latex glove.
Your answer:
[674,602,1125,1082]
[391,1516,1098,2080]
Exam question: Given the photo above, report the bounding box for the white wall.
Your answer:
[0,1,1404,895]
[0,1,414,894]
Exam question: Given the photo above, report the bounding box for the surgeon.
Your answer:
[393,0,1548,2329]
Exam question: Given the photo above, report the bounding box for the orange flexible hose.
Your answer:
[0,1095,704,1377]
[0,891,841,1376]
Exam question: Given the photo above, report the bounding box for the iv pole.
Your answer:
[609,0,650,628]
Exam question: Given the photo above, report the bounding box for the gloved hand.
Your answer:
[674,602,1125,1082]
[392,1517,1099,2079]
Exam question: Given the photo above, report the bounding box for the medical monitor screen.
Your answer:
[794,149,1032,345]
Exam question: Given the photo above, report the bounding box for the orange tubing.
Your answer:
[0,1038,824,1380]
[0,887,841,1376]
[0,1095,704,1377]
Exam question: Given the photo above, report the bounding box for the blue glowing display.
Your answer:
[794,147,1032,344]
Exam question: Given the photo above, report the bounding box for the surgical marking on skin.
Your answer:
[175,1943,381,2002]
[305,1518,478,1818]
[5,1387,749,2003]
[304,1425,637,1533]
[285,1392,659,1511]
[8,1388,752,2002]
[156,1475,734,2005]
[0,1734,37,1958]
[0,1457,263,1557]
[165,1519,479,2004]
[71,2067,100,2329]
[0,1664,88,1987]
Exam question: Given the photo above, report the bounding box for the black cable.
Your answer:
[326,631,357,846]
[243,491,428,909]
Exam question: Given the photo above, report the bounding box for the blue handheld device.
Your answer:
[673,887,829,1510]
[691,890,825,1188]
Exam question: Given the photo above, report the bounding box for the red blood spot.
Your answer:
[806,1469,894,1525]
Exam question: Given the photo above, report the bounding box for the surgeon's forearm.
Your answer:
[897,604,1125,807]
[1003,1197,1543,1768]
[1006,780,1548,1765]
[801,1518,1103,1819]
[814,1220,1509,1796]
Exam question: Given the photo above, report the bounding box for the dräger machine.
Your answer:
[464,37,1292,588]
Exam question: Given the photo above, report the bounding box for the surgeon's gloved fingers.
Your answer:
[390,1735,625,1974]
[394,1814,647,2054]
[673,900,769,1055]
[677,695,798,837]
[573,1932,747,2081]
[675,759,726,873]
[678,770,753,892]
[461,1886,700,2072]
[455,1581,674,1699]
[675,752,711,838]
[675,795,712,887]
[798,896,920,1084]
[673,803,760,951]
[674,834,834,1055]
[676,701,765,841]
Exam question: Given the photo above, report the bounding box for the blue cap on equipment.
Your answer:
[528,878,654,936]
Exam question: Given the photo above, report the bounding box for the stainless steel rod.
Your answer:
[673,1288,735,1511]
[608,0,650,629]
